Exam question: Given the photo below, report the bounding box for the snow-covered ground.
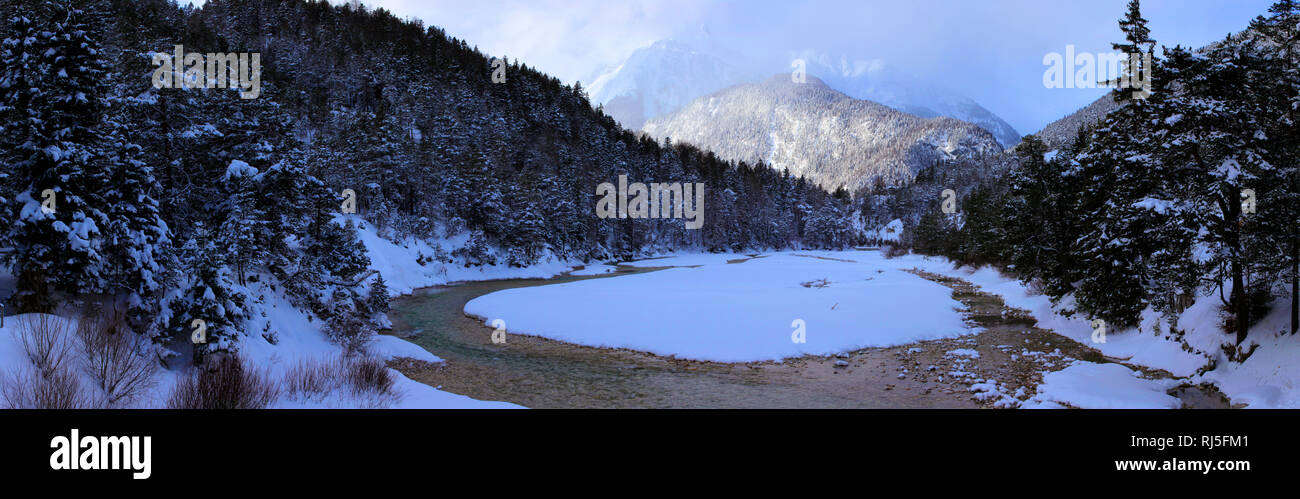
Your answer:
[1022,362,1181,409]
[466,247,1300,408]
[353,216,578,295]
[466,252,971,362]
[892,251,1300,409]
[234,216,641,408]
[0,218,579,409]
[910,262,1208,377]
[6,227,1299,408]
[234,285,522,409]
[0,289,520,409]
[1197,308,1300,408]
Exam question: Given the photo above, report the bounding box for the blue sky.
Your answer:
[189,0,1279,135]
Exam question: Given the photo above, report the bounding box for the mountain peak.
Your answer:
[643,76,1002,191]
[590,39,1020,148]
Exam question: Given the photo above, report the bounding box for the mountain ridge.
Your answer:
[589,39,1021,148]
[643,75,1003,192]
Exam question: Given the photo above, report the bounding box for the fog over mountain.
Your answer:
[798,54,1022,148]
[589,38,1021,148]
[587,39,760,132]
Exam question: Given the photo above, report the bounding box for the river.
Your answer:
[387,260,1233,409]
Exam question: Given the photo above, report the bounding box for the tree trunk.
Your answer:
[1292,243,1298,335]
[1233,256,1248,345]
[1229,185,1248,345]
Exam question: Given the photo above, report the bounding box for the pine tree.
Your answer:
[910,208,951,254]
[1,1,112,311]
[96,119,172,329]
[254,158,314,276]
[159,225,249,364]
[1004,136,1084,300]
[503,177,549,267]
[0,12,43,266]
[304,218,371,285]
[1157,40,1274,344]
[1071,96,1164,328]
[366,272,390,319]
[1112,0,1156,102]
[1249,0,1300,334]
[952,184,1010,268]
[218,160,265,286]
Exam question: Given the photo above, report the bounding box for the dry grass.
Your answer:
[282,354,398,405]
[343,355,394,396]
[167,354,280,409]
[1,362,96,409]
[284,356,339,398]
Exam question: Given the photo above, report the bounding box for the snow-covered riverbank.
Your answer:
[879,252,1300,408]
[463,248,1300,408]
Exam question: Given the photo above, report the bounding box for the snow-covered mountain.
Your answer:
[1026,94,1121,151]
[588,39,1020,148]
[587,39,759,131]
[643,75,1003,192]
[800,54,1022,148]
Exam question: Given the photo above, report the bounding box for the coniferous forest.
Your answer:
[1,0,1299,421]
[911,1,1300,354]
[8,0,1300,485]
[0,0,853,364]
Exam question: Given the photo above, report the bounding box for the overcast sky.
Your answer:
[191,0,1278,134]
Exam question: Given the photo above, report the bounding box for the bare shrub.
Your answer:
[283,354,398,406]
[342,355,395,396]
[2,313,98,408]
[167,354,280,409]
[75,308,158,407]
[284,357,340,398]
[14,314,74,378]
[2,361,95,409]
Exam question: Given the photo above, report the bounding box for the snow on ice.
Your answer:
[465,251,970,362]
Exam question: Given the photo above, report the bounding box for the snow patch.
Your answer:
[1025,361,1180,409]
[465,251,969,362]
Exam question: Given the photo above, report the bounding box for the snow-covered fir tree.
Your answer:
[1,1,111,312]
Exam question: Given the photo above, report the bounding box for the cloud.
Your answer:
[192,0,1279,134]
[360,0,714,85]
